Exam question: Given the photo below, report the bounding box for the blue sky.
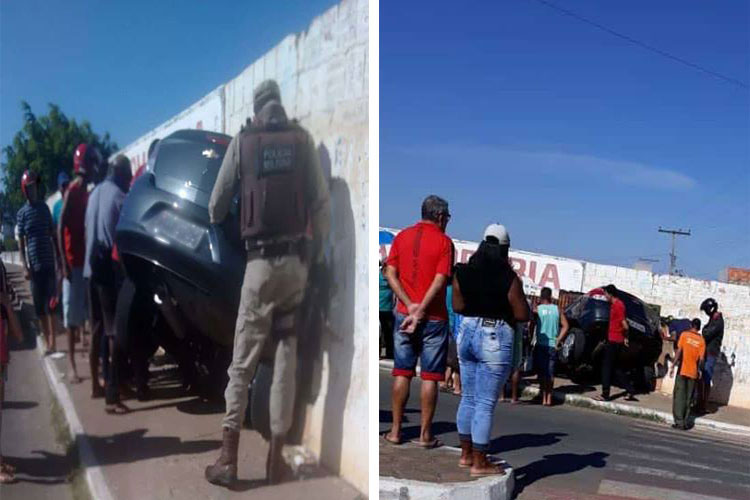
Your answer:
[380,0,749,280]
[1,0,337,159]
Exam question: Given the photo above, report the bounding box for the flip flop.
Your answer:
[593,395,610,402]
[105,403,130,415]
[411,438,443,449]
[0,470,16,484]
[470,466,507,478]
[382,433,403,446]
[1,463,17,473]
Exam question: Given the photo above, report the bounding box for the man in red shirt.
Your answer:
[596,285,637,402]
[57,144,95,385]
[383,195,454,448]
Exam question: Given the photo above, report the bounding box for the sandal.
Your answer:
[470,463,507,477]
[1,462,16,473]
[382,433,403,445]
[0,469,16,484]
[105,403,130,415]
[411,438,443,449]
[593,394,610,402]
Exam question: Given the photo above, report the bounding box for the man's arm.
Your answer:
[1,292,23,343]
[556,311,570,349]
[400,273,448,332]
[702,317,722,345]
[670,347,683,377]
[385,264,413,311]
[18,235,30,280]
[208,133,240,225]
[306,134,331,264]
[57,191,71,278]
[417,274,449,319]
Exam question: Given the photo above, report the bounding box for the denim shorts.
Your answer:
[30,269,56,318]
[392,313,448,381]
[63,267,88,328]
[534,345,556,378]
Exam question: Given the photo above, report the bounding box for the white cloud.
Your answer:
[392,145,696,191]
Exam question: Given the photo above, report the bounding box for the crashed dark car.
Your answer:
[115,129,244,397]
[556,286,662,392]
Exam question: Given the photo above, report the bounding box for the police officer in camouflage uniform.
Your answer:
[205,80,330,487]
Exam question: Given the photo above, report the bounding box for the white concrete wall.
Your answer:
[113,0,368,492]
[381,226,750,410]
[581,262,750,408]
[221,0,368,491]
[116,87,225,171]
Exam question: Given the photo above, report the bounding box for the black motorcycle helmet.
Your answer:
[700,298,718,316]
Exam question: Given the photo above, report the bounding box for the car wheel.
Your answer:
[560,328,586,365]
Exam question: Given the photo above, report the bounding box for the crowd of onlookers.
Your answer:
[378,194,726,476]
[0,141,159,483]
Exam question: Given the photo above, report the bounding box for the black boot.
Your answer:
[266,435,294,485]
[205,427,239,487]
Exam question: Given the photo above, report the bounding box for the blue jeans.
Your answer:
[703,355,717,386]
[392,313,448,380]
[456,316,514,452]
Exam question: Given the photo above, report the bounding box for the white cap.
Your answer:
[483,223,510,245]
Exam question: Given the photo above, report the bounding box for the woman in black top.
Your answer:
[452,224,529,477]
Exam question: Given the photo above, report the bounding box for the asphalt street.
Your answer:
[379,368,750,500]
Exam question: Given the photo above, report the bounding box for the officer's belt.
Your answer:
[245,238,306,259]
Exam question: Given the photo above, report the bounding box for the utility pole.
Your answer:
[658,227,691,276]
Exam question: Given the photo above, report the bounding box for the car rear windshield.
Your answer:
[153,134,229,195]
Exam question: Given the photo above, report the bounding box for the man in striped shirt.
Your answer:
[17,170,61,355]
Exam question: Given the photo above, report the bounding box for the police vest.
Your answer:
[239,122,309,240]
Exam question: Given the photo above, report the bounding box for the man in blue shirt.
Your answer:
[84,156,132,412]
[530,287,569,406]
[17,170,62,355]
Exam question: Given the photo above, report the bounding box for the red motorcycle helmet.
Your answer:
[20,170,40,199]
[73,143,89,174]
[73,143,102,176]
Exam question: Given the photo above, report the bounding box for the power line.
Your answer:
[529,0,749,89]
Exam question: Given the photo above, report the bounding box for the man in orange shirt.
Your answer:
[670,318,706,430]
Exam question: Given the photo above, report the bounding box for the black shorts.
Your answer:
[31,269,56,318]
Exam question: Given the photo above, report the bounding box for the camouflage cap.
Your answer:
[253,80,281,112]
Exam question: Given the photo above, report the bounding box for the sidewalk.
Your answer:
[1,316,77,500]
[379,438,514,500]
[379,359,750,436]
[5,264,363,499]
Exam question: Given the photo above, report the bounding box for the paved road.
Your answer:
[380,368,750,500]
[1,330,76,499]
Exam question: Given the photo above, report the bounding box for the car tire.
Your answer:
[560,328,586,365]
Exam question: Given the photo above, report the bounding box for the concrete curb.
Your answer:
[36,334,115,500]
[520,384,750,437]
[379,447,515,500]
[378,360,750,437]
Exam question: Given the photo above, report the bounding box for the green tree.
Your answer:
[1,101,118,216]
